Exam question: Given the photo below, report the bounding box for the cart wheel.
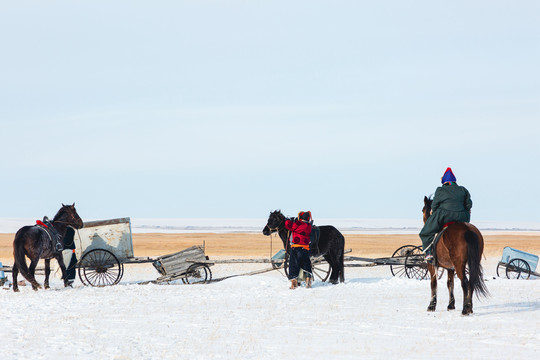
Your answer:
[496,262,506,277]
[390,245,418,278]
[284,253,331,282]
[183,263,212,284]
[506,258,531,280]
[311,259,331,282]
[78,249,123,287]
[404,246,429,280]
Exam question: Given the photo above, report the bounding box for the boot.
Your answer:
[305,277,312,289]
[289,279,298,290]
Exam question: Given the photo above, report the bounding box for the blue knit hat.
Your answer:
[441,167,456,184]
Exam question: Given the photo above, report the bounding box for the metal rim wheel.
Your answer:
[283,252,331,282]
[496,262,506,277]
[78,249,123,287]
[404,246,429,280]
[390,245,418,278]
[311,259,331,282]
[506,258,531,280]
[184,263,212,284]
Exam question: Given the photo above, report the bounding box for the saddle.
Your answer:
[36,217,63,253]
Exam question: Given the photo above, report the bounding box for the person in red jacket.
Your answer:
[284,211,313,289]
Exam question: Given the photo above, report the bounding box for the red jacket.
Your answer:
[284,219,312,247]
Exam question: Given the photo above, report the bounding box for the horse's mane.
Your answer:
[53,204,75,222]
[270,209,283,217]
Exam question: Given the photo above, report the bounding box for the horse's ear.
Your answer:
[72,203,75,207]
[424,196,428,204]
[62,203,65,207]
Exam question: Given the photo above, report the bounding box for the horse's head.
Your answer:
[54,203,84,229]
[422,196,433,224]
[262,210,285,236]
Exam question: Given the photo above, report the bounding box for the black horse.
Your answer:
[12,204,84,292]
[262,210,345,284]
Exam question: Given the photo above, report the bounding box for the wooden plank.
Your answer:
[186,258,272,264]
[83,218,131,228]
[122,257,154,264]
[157,246,205,261]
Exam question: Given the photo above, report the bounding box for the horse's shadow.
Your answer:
[325,277,383,285]
[475,300,540,316]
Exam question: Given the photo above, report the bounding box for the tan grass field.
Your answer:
[1,232,539,264]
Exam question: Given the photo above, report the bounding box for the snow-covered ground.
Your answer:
[1,257,538,359]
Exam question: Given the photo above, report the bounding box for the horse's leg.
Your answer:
[456,267,471,315]
[55,254,69,287]
[44,259,51,289]
[446,269,455,311]
[12,263,19,292]
[28,258,42,291]
[325,254,338,284]
[427,264,437,311]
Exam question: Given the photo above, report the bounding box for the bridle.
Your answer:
[265,215,285,234]
[265,215,289,259]
[52,208,83,229]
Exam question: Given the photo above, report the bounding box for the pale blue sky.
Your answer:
[1,1,539,222]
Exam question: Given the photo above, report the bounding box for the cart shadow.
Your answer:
[342,277,389,284]
[475,300,540,316]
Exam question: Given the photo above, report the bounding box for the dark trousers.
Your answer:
[288,247,312,280]
[66,251,78,281]
[419,209,471,252]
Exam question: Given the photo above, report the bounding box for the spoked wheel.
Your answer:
[283,253,331,282]
[404,246,429,280]
[78,249,123,287]
[506,258,531,280]
[183,263,212,284]
[390,245,418,278]
[311,259,331,282]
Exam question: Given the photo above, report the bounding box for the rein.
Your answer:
[265,217,291,255]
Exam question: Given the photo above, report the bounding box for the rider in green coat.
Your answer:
[420,168,472,261]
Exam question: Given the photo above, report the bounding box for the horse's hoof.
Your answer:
[32,283,42,291]
[447,304,455,311]
[13,288,19,293]
[427,306,436,312]
[44,285,50,290]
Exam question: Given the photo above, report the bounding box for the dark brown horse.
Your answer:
[262,210,345,284]
[12,204,83,292]
[422,196,488,315]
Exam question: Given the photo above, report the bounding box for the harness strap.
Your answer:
[291,244,310,250]
[36,223,53,242]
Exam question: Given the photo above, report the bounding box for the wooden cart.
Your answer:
[496,247,539,279]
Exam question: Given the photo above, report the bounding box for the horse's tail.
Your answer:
[465,230,489,298]
[339,233,345,283]
[13,232,31,281]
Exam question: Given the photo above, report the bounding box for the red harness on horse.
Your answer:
[443,221,456,228]
[36,220,48,228]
